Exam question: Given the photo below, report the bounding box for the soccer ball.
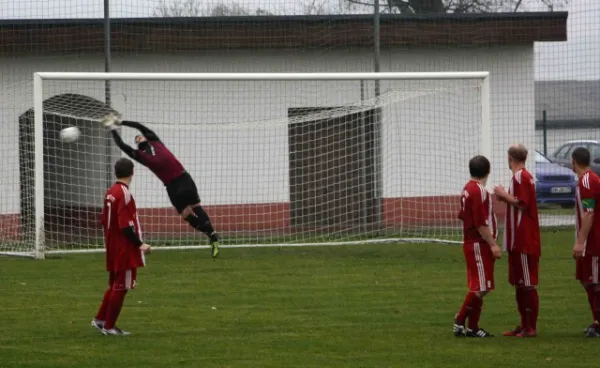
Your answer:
[59,126,81,143]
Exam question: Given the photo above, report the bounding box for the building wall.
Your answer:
[0,47,534,218]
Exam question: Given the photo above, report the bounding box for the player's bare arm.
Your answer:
[494,185,528,209]
[575,211,594,258]
[477,225,502,259]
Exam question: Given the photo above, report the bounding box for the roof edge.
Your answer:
[0,11,568,27]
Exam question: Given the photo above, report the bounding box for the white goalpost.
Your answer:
[1,71,490,259]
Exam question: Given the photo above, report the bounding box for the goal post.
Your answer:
[21,71,490,259]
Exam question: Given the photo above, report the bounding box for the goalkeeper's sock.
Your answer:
[467,296,483,331]
[94,288,112,322]
[104,289,127,330]
[185,205,216,238]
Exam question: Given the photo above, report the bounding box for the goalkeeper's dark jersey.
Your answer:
[110,120,185,185]
[135,141,185,185]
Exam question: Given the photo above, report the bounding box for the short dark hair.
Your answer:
[469,155,491,179]
[572,147,591,167]
[114,158,134,179]
[508,144,528,163]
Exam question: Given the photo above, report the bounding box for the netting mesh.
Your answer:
[1,77,482,254]
[0,0,598,257]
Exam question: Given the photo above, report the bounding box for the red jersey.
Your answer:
[576,170,600,256]
[458,180,498,244]
[136,141,185,185]
[503,169,541,257]
[100,182,145,271]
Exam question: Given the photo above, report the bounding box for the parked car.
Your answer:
[535,150,576,208]
[550,140,600,176]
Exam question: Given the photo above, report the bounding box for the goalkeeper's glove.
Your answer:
[102,114,122,130]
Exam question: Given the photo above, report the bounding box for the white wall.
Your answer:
[0,47,535,213]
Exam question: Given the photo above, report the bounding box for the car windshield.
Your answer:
[535,151,551,163]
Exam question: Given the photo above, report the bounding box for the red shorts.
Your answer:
[508,252,539,287]
[576,255,600,284]
[464,242,495,292]
[108,269,137,290]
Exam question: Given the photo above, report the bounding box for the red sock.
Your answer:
[103,289,127,330]
[468,296,484,330]
[585,285,598,323]
[586,286,595,318]
[94,288,112,321]
[524,288,539,331]
[457,292,477,323]
[516,288,526,329]
[593,290,600,323]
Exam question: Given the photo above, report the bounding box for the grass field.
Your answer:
[0,229,597,368]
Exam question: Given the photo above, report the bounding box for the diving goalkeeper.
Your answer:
[103,114,220,258]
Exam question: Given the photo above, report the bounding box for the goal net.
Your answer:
[0,72,489,258]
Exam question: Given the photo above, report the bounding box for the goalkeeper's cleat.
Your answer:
[453,314,466,337]
[101,327,132,336]
[210,233,220,258]
[466,328,494,338]
[91,319,105,331]
[502,325,523,337]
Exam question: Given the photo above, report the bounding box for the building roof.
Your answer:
[0,12,567,54]
[535,80,600,123]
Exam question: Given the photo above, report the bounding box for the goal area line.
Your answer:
[0,238,463,257]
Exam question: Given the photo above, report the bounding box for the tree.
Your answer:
[343,0,569,14]
[153,0,273,17]
[153,0,569,17]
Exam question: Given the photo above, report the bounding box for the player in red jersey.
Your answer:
[91,158,151,336]
[103,114,220,258]
[494,144,541,337]
[454,155,502,338]
[571,147,600,337]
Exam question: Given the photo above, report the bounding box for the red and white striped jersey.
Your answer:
[503,168,541,256]
[101,182,145,271]
[576,170,600,256]
[458,180,498,245]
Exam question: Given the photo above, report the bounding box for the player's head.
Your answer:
[507,144,528,170]
[135,135,150,151]
[469,155,491,182]
[114,157,134,181]
[571,147,591,173]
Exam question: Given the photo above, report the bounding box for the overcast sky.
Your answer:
[0,0,598,80]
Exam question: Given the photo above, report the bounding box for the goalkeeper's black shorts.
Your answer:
[166,171,201,213]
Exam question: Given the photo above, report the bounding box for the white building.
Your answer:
[0,13,567,243]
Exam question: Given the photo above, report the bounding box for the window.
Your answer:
[589,144,600,161]
[553,144,572,159]
[535,151,551,163]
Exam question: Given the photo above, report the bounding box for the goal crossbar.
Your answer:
[35,71,489,81]
[26,71,491,259]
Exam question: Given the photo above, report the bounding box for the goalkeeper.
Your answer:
[103,114,220,258]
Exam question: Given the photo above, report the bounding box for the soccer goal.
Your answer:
[1,71,490,259]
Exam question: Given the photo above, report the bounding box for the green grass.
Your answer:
[539,204,575,216]
[0,229,595,368]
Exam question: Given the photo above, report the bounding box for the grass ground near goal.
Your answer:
[0,229,596,368]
